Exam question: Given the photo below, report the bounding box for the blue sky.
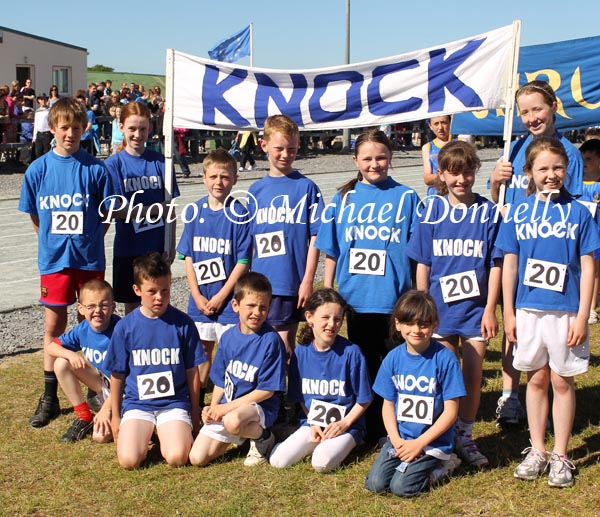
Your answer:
[3,0,600,74]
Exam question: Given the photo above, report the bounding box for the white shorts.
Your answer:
[120,408,192,429]
[195,322,235,342]
[200,402,265,445]
[97,374,111,404]
[514,308,589,376]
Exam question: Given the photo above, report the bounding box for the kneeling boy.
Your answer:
[105,252,207,469]
[189,272,287,467]
[46,279,119,443]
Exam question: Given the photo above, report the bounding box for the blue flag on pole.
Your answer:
[208,25,251,63]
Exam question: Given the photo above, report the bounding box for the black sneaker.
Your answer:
[29,395,60,428]
[61,418,93,442]
[244,430,275,466]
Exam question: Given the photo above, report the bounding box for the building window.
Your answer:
[52,67,71,95]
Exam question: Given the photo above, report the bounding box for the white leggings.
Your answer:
[269,425,357,472]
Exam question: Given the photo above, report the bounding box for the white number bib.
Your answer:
[396,394,434,425]
[256,231,286,258]
[137,371,175,400]
[51,211,83,234]
[306,399,347,427]
[348,248,386,276]
[132,217,165,234]
[439,270,480,303]
[524,258,567,293]
[578,199,597,218]
[193,257,226,285]
[223,371,235,402]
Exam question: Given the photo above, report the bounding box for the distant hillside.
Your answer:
[87,71,166,92]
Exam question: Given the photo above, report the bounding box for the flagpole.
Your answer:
[163,48,175,258]
[342,0,351,150]
[250,22,254,67]
[498,19,522,208]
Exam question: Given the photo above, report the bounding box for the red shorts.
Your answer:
[40,268,105,306]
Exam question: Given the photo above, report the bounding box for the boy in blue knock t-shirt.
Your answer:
[177,149,251,408]
[45,279,120,443]
[189,272,287,467]
[18,97,114,429]
[105,253,207,469]
[247,114,324,357]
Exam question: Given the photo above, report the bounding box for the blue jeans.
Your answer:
[365,438,440,497]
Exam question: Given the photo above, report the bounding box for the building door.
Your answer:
[16,66,34,89]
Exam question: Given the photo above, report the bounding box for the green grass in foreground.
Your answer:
[1,316,600,516]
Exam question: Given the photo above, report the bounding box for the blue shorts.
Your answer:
[112,256,140,304]
[267,295,303,326]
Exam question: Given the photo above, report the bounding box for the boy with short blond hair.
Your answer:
[189,272,287,467]
[177,148,252,407]
[19,96,113,428]
[46,279,119,443]
[248,114,324,356]
[105,252,207,469]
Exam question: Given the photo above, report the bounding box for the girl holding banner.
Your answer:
[489,80,583,429]
[490,80,583,204]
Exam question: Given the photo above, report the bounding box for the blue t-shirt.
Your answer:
[373,340,466,460]
[18,149,114,274]
[176,196,252,324]
[496,195,600,312]
[105,148,179,257]
[288,336,373,443]
[406,194,502,336]
[210,323,286,428]
[111,119,124,146]
[423,137,454,198]
[580,181,600,259]
[247,171,323,296]
[105,305,207,414]
[57,314,121,379]
[82,109,95,141]
[501,133,583,204]
[315,177,420,314]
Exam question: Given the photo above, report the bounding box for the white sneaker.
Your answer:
[588,309,598,324]
[514,442,548,480]
[246,164,253,171]
[547,453,575,488]
[244,431,275,467]
[238,166,244,172]
[454,435,490,468]
[430,453,461,484]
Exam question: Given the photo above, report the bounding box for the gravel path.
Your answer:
[0,147,500,359]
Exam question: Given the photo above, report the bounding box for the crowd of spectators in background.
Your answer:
[1,77,598,169]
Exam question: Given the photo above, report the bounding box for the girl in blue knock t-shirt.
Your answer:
[406,140,502,469]
[315,129,420,442]
[269,288,372,472]
[364,290,466,497]
[496,137,600,488]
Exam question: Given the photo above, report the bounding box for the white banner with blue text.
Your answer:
[171,24,516,131]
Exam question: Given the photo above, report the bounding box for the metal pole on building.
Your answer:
[342,0,351,150]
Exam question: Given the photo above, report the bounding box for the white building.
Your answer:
[0,26,87,97]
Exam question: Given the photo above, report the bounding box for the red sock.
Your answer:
[74,402,93,422]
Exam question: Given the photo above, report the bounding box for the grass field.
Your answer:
[1,318,600,516]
